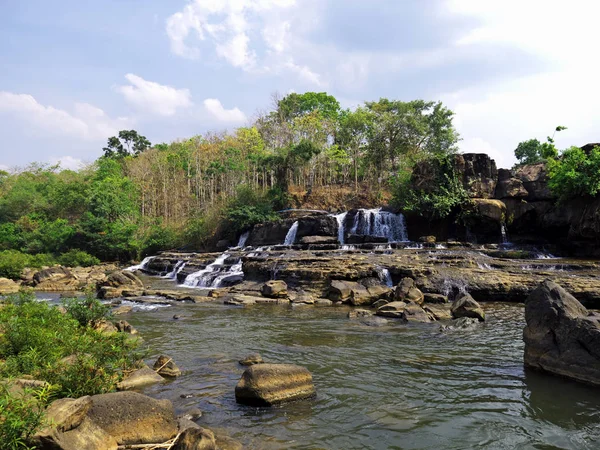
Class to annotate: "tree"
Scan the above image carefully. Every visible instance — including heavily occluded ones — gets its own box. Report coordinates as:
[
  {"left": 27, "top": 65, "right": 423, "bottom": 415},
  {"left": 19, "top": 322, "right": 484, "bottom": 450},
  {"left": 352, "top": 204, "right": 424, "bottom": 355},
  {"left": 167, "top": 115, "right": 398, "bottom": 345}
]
[
  {"left": 103, "top": 130, "right": 151, "bottom": 158},
  {"left": 337, "top": 108, "right": 372, "bottom": 189},
  {"left": 514, "top": 139, "right": 544, "bottom": 165},
  {"left": 277, "top": 92, "right": 341, "bottom": 122}
]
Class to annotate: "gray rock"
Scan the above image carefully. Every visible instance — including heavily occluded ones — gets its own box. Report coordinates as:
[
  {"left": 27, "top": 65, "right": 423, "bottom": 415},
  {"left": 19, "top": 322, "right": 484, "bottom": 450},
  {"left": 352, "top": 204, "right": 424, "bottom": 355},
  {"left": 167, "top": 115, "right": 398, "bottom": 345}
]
[
  {"left": 451, "top": 293, "right": 485, "bottom": 322},
  {"left": 153, "top": 355, "right": 182, "bottom": 378},
  {"left": 116, "top": 366, "right": 164, "bottom": 390},
  {"left": 239, "top": 353, "right": 264, "bottom": 366}
]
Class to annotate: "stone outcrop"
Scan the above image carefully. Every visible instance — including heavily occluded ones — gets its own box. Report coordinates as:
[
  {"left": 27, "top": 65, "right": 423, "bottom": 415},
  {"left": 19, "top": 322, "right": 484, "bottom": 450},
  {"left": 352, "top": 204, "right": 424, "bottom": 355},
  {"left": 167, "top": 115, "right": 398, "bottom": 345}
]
[
  {"left": 32, "top": 266, "right": 80, "bottom": 291},
  {"left": 523, "top": 280, "right": 600, "bottom": 386},
  {"left": 235, "top": 363, "right": 316, "bottom": 406},
  {"left": 328, "top": 279, "right": 391, "bottom": 306},
  {"left": 246, "top": 218, "right": 297, "bottom": 246},
  {"left": 261, "top": 280, "right": 288, "bottom": 298},
  {"left": 97, "top": 271, "right": 144, "bottom": 299},
  {"left": 0, "top": 277, "right": 19, "bottom": 294},
  {"left": 455, "top": 153, "right": 498, "bottom": 198},
  {"left": 35, "top": 392, "right": 178, "bottom": 449},
  {"left": 451, "top": 293, "right": 485, "bottom": 322},
  {"left": 296, "top": 215, "right": 337, "bottom": 241},
  {"left": 495, "top": 168, "right": 528, "bottom": 199}
]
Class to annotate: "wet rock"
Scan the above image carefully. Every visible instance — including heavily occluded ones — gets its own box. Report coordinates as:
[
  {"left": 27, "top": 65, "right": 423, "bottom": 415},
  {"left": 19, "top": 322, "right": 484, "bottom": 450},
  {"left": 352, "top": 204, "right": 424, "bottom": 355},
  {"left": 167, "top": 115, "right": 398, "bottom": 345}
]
[
  {"left": 112, "top": 305, "right": 132, "bottom": 315},
  {"left": 92, "top": 320, "right": 118, "bottom": 335},
  {"left": 403, "top": 302, "right": 432, "bottom": 323},
  {"left": 290, "top": 291, "right": 315, "bottom": 304},
  {"left": 261, "top": 280, "right": 288, "bottom": 298},
  {"left": 347, "top": 234, "right": 388, "bottom": 244},
  {"left": 116, "top": 366, "right": 164, "bottom": 390},
  {"left": 376, "top": 301, "right": 408, "bottom": 320},
  {"left": 296, "top": 215, "right": 338, "bottom": 241},
  {"left": 515, "top": 163, "right": 554, "bottom": 201},
  {"left": 424, "top": 293, "right": 448, "bottom": 304},
  {"left": 172, "top": 427, "right": 216, "bottom": 450},
  {"left": 451, "top": 293, "right": 485, "bottom": 322},
  {"left": 120, "top": 289, "right": 144, "bottom": 298},
  {"left": 153, "top": 355, "right": 182, "bottom": 378},
  {"left": 235, "top": 363, "right": 316, "bottom": 406},
  {"left": 224, "top": 295, "right": 257, "bottom": 306},
  {"left": 372, "top": 299, "right": 389, "bottom": 309},
  {"left": 524, "top": 280, "right": 600, "bottom": 386},
  {"left": 98, "top": 271, "right": 144, "bottom": 299},
  {"left": 394, "top": 278, "right": 424, "bottom": 306},
  {"left": 419, "top": 235, "right": 436, "bottom": 244},
  {"left": 314, "top": 298, "right": 333, "bottom": 306},
  {"left": 299, "top": 235, "right": 338, "bottom": 245},
  {"left": 0, "top": 277, "right": 19, "bottom": 294},
  {"left": 239, "top": 353, "right": 264, "bottom": 366},
  {"left": 424, "top": 304, "right": 453, "bottom": 321},
  {"left": 495, "top": 172, "right": 528, "bottom": 199},
  {"left": 358, "top": 316, "right": 389, "bottom": 327},
  {"left": 348, "top": 309, "right": 373, "bottom": 319},
  {"left": 453, "top": 317, "right": 480, "bottom": 328},
  {"left": 32, "top": 266, "right": 80, "bottom": 291},
  {"left": 88, "top": 392, "right": 177, "bottom": 445},
  {"left": 215, "top": 434, "right": 244, "bottom": 450},
  {"left": 179, "top": 407, "right": 203, "bottom": 421},
  {"left": 114, "top": 320, "right": 138, "bottom": 334}
]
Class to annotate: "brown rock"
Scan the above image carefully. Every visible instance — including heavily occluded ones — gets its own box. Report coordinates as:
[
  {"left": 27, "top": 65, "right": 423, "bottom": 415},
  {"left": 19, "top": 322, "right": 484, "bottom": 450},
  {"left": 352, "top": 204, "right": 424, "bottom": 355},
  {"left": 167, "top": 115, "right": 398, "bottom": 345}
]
[
  {"left": 112, "top": 305, "right": 132, "bottom": 315},
  {"left": 403, "top": 302, "right": 432, "bottom": 323},
  {"left": 376, "top": 301, "right": 408, "bottom": 319},
  {"left": 451, "top": 293, "right": 485, "bottom": 322},
  {"left": 116, "top": 366, "right": 164, "bottom": 390},
  {"left": 172, "top": 427, "right": 216, "bottom": 450},
  {"left": 239, "top": 353, "right": 264, "bottom": 366},
  {"left": 114, "top": 320, "right": 138, "bottom": 334},
  {"left": 261, "top": 280, "right": 288, "bottom": 298},
  {"left": 235, "top": 363, "right": 316, "bottom": 406},
  {"left": 153, "top": 355, "right": 182, "bottom": 378},
  {"left": 0, "top": 277, "right": 19, "bottom": 294}
]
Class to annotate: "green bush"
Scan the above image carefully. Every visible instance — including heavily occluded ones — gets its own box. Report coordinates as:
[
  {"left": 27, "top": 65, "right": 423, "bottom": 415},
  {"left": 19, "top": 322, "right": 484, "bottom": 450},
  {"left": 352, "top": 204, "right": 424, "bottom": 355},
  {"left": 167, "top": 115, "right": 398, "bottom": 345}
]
[
  {"left": 0, "top": 294, "right": 143, "bottom": 398},
  {"left": 57, "top": 249, "right": 100, "bottom": 267},
  {"left": 547, "top": 145, "right": 600, "bottom": 200},
  {"left": 0, "top": 382, "right": 50, "bottom": 450},
  {"left": 63, "top": 293, "right": 110, "bottom": 327},
  {"left": 0, "top": 250, "right": 30, "bottom": 279},
  {"left": 28, "top": 253, "right": 56, "bottom": 268},
  {"left": 224, "top": 186, "right": 279, "bottom": 234}
]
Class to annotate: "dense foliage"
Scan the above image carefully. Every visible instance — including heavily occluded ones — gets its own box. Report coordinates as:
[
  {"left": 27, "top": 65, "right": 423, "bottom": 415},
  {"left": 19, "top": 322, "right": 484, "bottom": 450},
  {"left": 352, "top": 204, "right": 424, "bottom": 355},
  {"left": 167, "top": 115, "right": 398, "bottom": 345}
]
[
  {"left": 0, "top": 92, "right": 460, "bottom": 265},
  {"left": 547, "top": 145, "right": 600, "bottom": 200}
]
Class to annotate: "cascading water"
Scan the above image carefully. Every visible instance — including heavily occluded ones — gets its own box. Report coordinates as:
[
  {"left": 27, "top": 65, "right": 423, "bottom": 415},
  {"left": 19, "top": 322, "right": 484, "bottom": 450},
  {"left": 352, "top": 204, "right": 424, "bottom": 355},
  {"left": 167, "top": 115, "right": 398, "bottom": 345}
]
[
  {"left": 125, "top": 256, "right": 155, "bottom": 272},
  {"left": 284, "top": 221, "right": 299, "bottom": 245},
  {"left": 182, "top": 254, "right": 230, "bottom": 287},
  {"left": 348, "top": 208, "right": 408, "bottom": 242},
  {"left": 377, "top": 267, "right": 393, "bottom": 287},
  {"left": 334, "top": 212, "right": 348, "bottom": 244},
  {"left": 237, "top": 231, "right": 250, "bottom": 248},
  {"left": 500, "top": 222, "right": 510, "bottom": 245},
  {"left": 163, "top": 260, "right": 186, "bottom": 279}
]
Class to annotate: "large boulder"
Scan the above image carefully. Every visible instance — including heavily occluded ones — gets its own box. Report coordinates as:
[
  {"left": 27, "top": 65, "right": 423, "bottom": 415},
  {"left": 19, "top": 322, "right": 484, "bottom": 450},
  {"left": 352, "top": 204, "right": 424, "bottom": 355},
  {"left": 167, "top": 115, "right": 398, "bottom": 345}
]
[
  {"left": 524, "top": 280, "right": 600, "bottom": 386},
  {"left": 394, "top": 278, "right": 424, "bottom": 305},
  {"left": 98, "top": 271, "right": 144, "bottom": 299},
  {"left": 495, "top": 169, "right": 528, "bottom": 199},
  {"left": 261, "top": 280, "right": 288, "bottom": 298},
  {"left": 172, "top": 427, "right": 216, "bottom": 450},
  {"left": 296, "top": 215, "right": 338, "bottom": 241},
  {"left": 235, "top": 363, "right": 316, "bottom": 406},
  {"left": 455, "top": 153, "right": 498, "bottom": 198},
  {"left": 451, "top": 293, "right": 485, "bottom": 322},
  {"left": 116, "top": 366, "right": 164, "bottom": 390},
  {"left": 328, "top": 279, "right": 390, "bottom": 306},
  {"left": 0, "top": 277, "right": 20, "bottom": 294},
  {"left": 515, "top": 163, "right": 554, "bottom": 201},
  {"left": 32, "top": 266, "right": 80, "bottom": 291},
  {"left": 246, "top": 218, "right": 297, "bottom": 246},
  {"left": 153, "top": 355, "right": 182, "bottom": 378}
]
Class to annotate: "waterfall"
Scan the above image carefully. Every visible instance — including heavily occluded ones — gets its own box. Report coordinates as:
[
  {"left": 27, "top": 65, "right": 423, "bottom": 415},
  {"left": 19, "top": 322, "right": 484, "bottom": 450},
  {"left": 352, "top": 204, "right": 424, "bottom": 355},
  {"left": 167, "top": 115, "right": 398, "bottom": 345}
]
[
  {"left": 349, "top": 208, "right": 408, "bottom": 242},
  {"left": 376, "top": 267, "right": 393, "bottom": 287},
  {"left": 500, "top": 222, "right": 509, "bottom": 244},
  {"left": 237, "top": 231, "right": 250, "bottom": 248},
  {"left": 125, "top": 256, "right": 155, "bottom": 272},
  {"left": 163, "top": 260, "right": 186, "bottom": 279},
  {"left": 211, "top": 259, "right": 243, "bottom": 288},
  {"left": 284, "top": 221, "right": 299, "bottom": 245},
  {"left": 334, "top": 212, "right": 348, "bottom": 244},
  {"left": 182, "top": 254, "right": 229, "bottom": 287}
]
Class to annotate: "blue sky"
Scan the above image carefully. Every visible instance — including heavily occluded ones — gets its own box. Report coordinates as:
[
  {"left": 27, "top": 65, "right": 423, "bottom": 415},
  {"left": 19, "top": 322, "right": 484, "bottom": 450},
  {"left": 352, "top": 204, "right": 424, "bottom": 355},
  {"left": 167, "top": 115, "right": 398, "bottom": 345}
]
[{"left": 1, "top": 0, "right": 598, "bottom": 170}]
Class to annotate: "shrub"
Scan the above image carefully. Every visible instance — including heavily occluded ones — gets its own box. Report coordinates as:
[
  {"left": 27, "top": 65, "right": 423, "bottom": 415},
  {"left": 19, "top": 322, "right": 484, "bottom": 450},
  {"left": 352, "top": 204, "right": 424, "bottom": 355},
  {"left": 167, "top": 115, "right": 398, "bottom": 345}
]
[
  {"left": 57, "top": 249, "right": 100, "bottom": 267},
  {"left": 28, "top": 253, "right": 56, "bottom": 268},
  {"left": 0, "top": 383, "right": 49, "bottom": 450},
  {"left": 224, "top": 186, "right": 279, "bottom": 234},
  {"left": 547, "top": 145, "right": 600, "bottom": 200},
  {"left": 63, "top": 293, "right": 110, "bottom": 327},
  {"left": 0, "top": 250, "right": 30, "bottom": 279},
  {"left": 0, "top": 296, "right": 143, "bottom": 398}
]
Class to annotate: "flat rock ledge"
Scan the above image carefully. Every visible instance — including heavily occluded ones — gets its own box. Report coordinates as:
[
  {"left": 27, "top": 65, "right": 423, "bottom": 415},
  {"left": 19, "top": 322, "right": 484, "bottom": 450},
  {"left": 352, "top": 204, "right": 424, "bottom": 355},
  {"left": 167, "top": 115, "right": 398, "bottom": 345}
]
[
  {"left": 235, "top": 363, "right": 316, "bottom": 406},
  {"left": 524, "top": 279, "right": 600, "bottom": 386}
]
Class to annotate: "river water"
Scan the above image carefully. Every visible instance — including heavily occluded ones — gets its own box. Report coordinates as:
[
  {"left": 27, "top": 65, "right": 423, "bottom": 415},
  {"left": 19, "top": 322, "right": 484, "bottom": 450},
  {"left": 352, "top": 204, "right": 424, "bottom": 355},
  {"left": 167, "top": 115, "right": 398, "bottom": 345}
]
[{"left": 115, "top": 301, "right": 600, "bottom": 450}]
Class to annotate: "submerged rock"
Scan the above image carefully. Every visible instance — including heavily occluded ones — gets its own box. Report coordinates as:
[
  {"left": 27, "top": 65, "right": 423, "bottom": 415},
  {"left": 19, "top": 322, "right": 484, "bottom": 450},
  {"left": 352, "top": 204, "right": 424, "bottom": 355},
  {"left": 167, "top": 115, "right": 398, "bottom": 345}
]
[
  {"left": 153, "top": 355, "right": 182, "bottom": 378},
  {"left": 451, "top": 293, "right": 485, "bottom": 322},
  {"left": 239, "top": 353, "right": 264, "bottom": 366},
  {"left": 235, "top": 363, "right": 316, "bottom": 406},
  {"left": 524, "top": 280, "right": 600, "bottom": 386}
]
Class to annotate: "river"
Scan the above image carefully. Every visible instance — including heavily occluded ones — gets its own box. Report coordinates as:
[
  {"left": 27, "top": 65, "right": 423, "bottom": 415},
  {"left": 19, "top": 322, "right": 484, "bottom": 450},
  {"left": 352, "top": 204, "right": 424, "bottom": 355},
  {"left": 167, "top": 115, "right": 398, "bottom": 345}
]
[{"left": 108, "top": 300, "right": 600, "bottom": 449}]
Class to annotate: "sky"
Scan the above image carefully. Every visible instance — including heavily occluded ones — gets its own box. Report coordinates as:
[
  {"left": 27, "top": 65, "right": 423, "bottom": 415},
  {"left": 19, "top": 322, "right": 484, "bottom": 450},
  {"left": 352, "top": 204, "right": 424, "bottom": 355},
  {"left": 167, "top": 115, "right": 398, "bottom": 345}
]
[{"left": 1, "top": 0, "right": 598, "bottom": 171}]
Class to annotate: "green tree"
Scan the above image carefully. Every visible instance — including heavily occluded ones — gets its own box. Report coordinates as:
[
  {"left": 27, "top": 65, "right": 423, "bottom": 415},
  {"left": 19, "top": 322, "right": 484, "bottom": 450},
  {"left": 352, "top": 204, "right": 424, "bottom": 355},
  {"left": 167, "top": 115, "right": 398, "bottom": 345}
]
[{"left": 103, "top": 130, "right": 151, "bottom": 158}]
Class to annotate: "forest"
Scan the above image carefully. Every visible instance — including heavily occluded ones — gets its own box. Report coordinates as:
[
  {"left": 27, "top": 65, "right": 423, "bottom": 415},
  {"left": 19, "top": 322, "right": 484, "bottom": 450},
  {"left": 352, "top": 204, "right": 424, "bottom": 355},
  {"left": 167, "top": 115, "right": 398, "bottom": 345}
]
[{"left": 0, "top": 91, "right": 594, "bottom": 274}]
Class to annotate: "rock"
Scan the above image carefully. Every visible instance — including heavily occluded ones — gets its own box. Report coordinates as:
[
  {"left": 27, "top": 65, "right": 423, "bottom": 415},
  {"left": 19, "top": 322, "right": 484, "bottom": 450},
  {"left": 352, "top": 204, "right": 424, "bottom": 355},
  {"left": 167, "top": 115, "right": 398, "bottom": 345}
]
[
  {"left": 403, "top": 302, "right": 432, "bottom": 323},
  {"left": 455, "top": 153, "right": 498, "bottom": 198},
  {"left": 235, "top": 363, "right": 316, "bottom": 406},
  {"left": 98, "top": 271, "right": 144, "bottom": 299},
  {"left": 179, "top": 407, "right": 203, "bottom": 422},
  {"left": 224, "top": 295, "right": 257, "bottom": 306},
  {"left": 348, "top": 309, "right": 373, "bottom": 319},
  {"left": 261, "top": 280, "right": 288, "bottom": 298},
  {"left": 215, "top": 434, "right": 244, "bottom": 450},
  {"left": 114, "top": 320, "right": 138, "bottom": 334},
  {"left": 296, "top": 215, "right": 338, "bottom": 241},
  {"left": 358, "top": 316, "right": 389, "bottom": 327},
  {"left": 172, "top": 427, "right": 216, "bottom": 450},
  {"left": 299, "top": 235, "right": 338, "bottom": 245},
  {"left": 376, "top": 301, "right": 408, "bottom": 320},
  {"left": 419, "top": 235, "right": 436, "bottom": 244},
  {"left": 92, "top": 320, "right": 118, "bottom": 335},
  {"left": 515, "top": 163, "right": 554, "bottom": 201},
  {"left": 329, "top": 280, "right": 352, "bottom": 302},
  {"left": 88, "top": 392, "right": 177, "bottom": 445},
  {"left": 523, "top": 280, "right": 600, "bottom": 386},
  {"left": 451, "top": 293, "right": 485, "bottom": 322},
  {"left": 35, "top": 417, "right": 118, "bottom": 450},
  {"left": 290, "top": 291, "right": 315, "bottom": 304},
  {"left": 314, "top": 299, "right": 333, "bottom": 306},
  {"left": 329, "top": 280, "right": 390, "bottom": 306},
  {"left": 371, "top": 299, "right": 389, "bottom": 309},
  {"left": 112, "top": 305, "right": 132, "bottom": 315},
  {"left": 216, "top": 239, "right": 231, "bottom": 251},
  {"left": 153, "top": 355, "right": 182, "bottom": 378},
  {"left": 32, "top": 266, "right": 80, "bottom": 291},
  {"left": 116, "top": 366, "right": 164, "bottom": 390},
  {"left": 394, "top": 278, "right": 424, "bottom": 305},
  {"left": 424, "top": 304, "right": 453, "bottom": 321},
  {"left": 424, "top": 293, "right": 448, "bottom": 304},
  {"left": 470, "top": 199, "right": 507, "bottom": 223},
  {"left": 247, "top": 218, "right": 297, "bottom": 246},
  {"left": 453, "top": 317, "right": 480, "bottom": 328},
  {"left": 346, "top": 234, "right": 388, "bottom": 244},
  {"left": 38, "top": 396, "right": 92, "bottom": 434},
  {"left": 120, "top": 289, "right": 144, "bottom": 298},
  {"left": 0, "top": 277, "right": 19, "bottom": 294},
  {"left": 495, "top": 173, "right": 529, "bottom": 199},
  {"left": 239, "top": 353, "right": 264, "bottom": 366}
]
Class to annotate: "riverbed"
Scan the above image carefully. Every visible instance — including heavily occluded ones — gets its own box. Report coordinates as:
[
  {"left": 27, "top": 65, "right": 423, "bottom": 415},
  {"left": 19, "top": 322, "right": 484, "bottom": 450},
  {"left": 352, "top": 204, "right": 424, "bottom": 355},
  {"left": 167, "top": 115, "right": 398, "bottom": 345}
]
[{"left": 111, "top": 300, "right": 600, "bottom": 450}]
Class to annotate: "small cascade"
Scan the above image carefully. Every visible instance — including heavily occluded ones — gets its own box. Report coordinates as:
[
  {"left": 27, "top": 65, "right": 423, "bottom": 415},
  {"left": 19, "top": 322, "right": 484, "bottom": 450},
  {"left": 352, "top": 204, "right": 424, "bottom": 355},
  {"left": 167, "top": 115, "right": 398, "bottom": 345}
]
[
  {"left": 442, "top": 278, "right": 469, "bottom": 300},
  {"left": 182, "top": 254, "right": 229, "bottom": 287},
  {"left": 163, "top": 260, "right": 186, "bottom": 279},
  {"left": 125, "top": 256, "right": 155, "bottom": 272},
  {"left": 237, "top": 231, "right": 250, "bottom": 248},
  {"left": 376, "top": 267, "right": 393, "bottom": 287},
  {"left": 341, "top": 244, "right": 357, "bottom": 251},
  {"left": 349, "top": 208, "right": 408, "bottom": 242},
  {"left": 211, "top": 259, "right": 243, "bottom": 287},
  {"left": 477, "top": 262, "right": 494, "bottom": 270},
  {"left": 500, "top": 222, "right": 510, "bottom": 245},
  {"left": 284, "top": 221, "right": 299, "bottom": 245},
  {"left": 334, "top": 212, "right": 348, "bottom": 244}
]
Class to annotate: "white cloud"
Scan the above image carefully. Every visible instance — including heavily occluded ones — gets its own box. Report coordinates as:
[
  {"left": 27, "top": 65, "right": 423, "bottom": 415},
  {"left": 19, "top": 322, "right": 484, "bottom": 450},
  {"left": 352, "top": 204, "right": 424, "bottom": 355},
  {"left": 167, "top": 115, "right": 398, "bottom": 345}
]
[
  {"left": 262, "top": 20, "right": 290, "bottom": 53},
  {"left": 0, "top": 91, "right": 127, "bottom": 140},
  {"left": 203, "top": 98, "right": 247, "bottom": 123},
  {"left": 116, "top": 74, "right": 193, "bottom": 116},
  {"left": 49, "top": 155, "right": 85, "bottom": 171},
  {"left": 216, "top": 33, "right": 256, "bottom": 68},
  {"left": 0, "top": 164, "right": 9, "bottom": 171}
]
